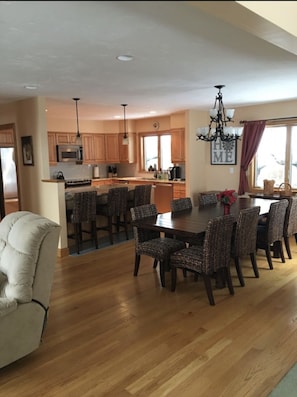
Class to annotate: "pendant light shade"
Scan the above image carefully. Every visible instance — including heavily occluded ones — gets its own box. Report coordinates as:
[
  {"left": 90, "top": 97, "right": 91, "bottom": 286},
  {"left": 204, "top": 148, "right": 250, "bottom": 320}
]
[
  {"left": 121, "top": 104, "right": 129, "bottom": 145},
  {"left": 73, "top": 98, "right": 82, "bottom": 146}
]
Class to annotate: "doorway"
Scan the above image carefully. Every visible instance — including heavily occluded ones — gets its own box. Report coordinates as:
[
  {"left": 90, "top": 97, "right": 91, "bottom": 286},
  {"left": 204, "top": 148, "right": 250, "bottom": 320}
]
[{"left": 0, "top": 124, "right": 20, "bottom": 219}]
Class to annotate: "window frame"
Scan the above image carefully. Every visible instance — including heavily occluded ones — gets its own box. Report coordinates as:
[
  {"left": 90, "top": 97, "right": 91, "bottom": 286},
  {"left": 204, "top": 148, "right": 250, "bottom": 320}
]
[
  {"left": 138, "top": 130, "right": 171, "bottom": 172},
  {"left": 249, "top": 120, "right": 297, "bottom": 193}
]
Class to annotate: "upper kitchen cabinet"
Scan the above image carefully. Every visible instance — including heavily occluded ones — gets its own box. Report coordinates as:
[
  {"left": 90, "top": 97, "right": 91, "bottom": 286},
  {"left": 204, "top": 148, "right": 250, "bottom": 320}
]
[
  {"left": 119, "top": 132, "right": 136, "bottom": 163},
  {"left": 48, "top": 132, "right": 57, "bottom": 165},
  {"left": 105, "top": 133, "right": 120, "bottom": 163},
  {"left": 55, "top": 132, "right": 77, "bottom": 145},
  {"left": 171, "top": 128, "right": 185, "bottom": 163},
  {"left": 82, "top": 133, "right": 106, "bottom": 164}
]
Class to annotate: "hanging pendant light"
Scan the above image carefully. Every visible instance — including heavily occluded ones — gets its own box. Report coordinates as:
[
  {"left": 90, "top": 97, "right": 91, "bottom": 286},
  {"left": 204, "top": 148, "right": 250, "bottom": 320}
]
[
  {"left": 73, "top": 98, "right": 82, "bottom": 146},
  {"left": 121, "top": 104, "right": 129, "bottom": 145}
]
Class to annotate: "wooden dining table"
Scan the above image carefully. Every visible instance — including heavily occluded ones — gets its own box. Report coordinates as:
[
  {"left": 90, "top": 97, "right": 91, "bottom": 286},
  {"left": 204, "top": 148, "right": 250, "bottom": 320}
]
[{"left": 134, "top": 197, "right": 279, "bottom": 239}]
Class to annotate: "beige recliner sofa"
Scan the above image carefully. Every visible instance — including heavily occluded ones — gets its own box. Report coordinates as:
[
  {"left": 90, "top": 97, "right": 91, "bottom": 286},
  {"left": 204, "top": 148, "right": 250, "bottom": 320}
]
[{"left": 0, "top": 211, "right": 61, "bottom": 368}]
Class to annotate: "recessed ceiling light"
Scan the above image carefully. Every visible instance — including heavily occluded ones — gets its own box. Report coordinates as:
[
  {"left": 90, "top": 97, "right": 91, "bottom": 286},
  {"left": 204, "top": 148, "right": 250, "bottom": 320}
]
[
  {"left": 24, "top": 84, "right": 39, "bottom": 90},
  {"left": 116, "top": 55, "right": 134, "bottom": 62}
]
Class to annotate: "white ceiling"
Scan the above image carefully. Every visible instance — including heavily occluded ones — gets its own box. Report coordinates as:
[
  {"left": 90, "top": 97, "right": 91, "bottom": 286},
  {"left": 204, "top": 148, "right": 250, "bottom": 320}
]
[{"left": 1, "top": 1, "right": 297, "bottom": 121}]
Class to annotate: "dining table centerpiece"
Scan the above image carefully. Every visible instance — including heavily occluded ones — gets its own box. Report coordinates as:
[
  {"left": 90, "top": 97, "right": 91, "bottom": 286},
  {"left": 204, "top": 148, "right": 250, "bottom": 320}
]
[{"left": 217, "top": 189, "right": 237, "bottom": 214}]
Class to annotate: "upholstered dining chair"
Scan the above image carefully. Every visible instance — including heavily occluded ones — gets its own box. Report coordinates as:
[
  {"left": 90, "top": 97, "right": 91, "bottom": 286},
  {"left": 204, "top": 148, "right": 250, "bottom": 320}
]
[
  {"left": 170, "top": 214, "right": 235, "bottom": 306},
  {"left": 283, "top": 196, "right": 297, "bottom": 259},
  {"left": 67, "top": 190, "right": 98, "bottom": 254},
  {"left": 170, "top": 197, "right": 192, "bottom": 212},
  {"left": 127, "top": 184, "right": 152, "bottom": 223},
  {"left": 170, "top": 197, "right": 203, "bottom": 249},
  {"left": 256, "top": 199, "right": 289, "bottom": 269},
  {"left": 133, "top": 184, "right": 152, "bottom": 207},
  {"left": 199, "top": 193, "right": 218, "bottom": 207},
  {"left": 96, "top": 186, "right": 129, "bottom": 245},
  {"left": 231, "top": 206, "right": 260, "bottom": 286},
  {"left": 130, "top": 203, "right": 185, "bottom": 287}
]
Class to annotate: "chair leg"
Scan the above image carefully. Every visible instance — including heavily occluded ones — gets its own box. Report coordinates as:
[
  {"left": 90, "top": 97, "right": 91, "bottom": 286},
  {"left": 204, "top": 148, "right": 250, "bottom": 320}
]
[
  {"left": 234, "top": 257, "right": 245, "bottom": 287},
  {"left": 284, "top": 236, "right": 292, "bottom": 259},
  {"left": 265, "top": 247, "right": 274, "bottom": 269},
  {"left": 171, "top": 266, "right": 177, "bottom": 291},
  {"left": 123, "top": 213, "right": 129, "bottom": 240},
  {"left": 250, "top": 252, "right": 259, "bottom": 278},
  {"left": 92, "top": 221, "right": 98, "bottom": 249},
  {"left": 278, "top": 241, "right": 286, "bottom": 263},
  {"left": 225, "top": 267, "right": 234, "bottom": 296},
  {"left": 134, "top": 254, "right": 141, "bottom": 276},
  {"left": 202, "top": 274, "right": 215, "bottom": 306},
  {"left": 108, "top": 216, "right": 113, "bottom": 245},
  {"left": 74, "top": 223, "right": 80, "bottom": 254},
  {"left": 159, "top": 261, "right": 165, "bottom": 287}
]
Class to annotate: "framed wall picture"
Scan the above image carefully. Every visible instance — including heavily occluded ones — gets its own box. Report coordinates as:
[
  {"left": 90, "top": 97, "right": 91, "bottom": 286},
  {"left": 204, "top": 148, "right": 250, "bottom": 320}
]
[
  {"left": 21, "top": 136, "right": 34, "bottom": 166},
  {"left": 211, "top": 138, "right": 237, "bottom": 165}
]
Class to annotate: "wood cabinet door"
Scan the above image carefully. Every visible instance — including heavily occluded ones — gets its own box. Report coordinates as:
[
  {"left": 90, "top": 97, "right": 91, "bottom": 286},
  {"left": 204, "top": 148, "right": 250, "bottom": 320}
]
[
  {"left": 171, "top": 128, "right": 185, "bottom": 163},
  {"left": 56, "top": 133, "right": 77, "bottom": 145},
  {"left": 173, "top": 184, "right": 186, "bottom": 199},
  {"left": 82, "top": 134, "right": 95, "bottom": 163},
  {"left": 105, "top": 134, "right": 120, "bottom": 163},
  {"left": 48, "top": 132, "right": 57, "bottom": 164},
  {"left": 93, "top": 134, "right": 106, "bottom": 162}
]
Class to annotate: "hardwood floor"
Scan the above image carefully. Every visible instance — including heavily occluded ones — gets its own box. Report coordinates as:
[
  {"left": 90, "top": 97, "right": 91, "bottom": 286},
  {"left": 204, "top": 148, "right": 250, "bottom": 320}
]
[{"left": 1, "top": 237, "right": 297, "bottom": 396}]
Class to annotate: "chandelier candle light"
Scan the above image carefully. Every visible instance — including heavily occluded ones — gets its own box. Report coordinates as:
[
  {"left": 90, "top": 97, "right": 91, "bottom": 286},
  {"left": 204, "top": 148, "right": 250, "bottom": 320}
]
[{"left": 196, "top": 85, "right": 243, "bottom": 143}]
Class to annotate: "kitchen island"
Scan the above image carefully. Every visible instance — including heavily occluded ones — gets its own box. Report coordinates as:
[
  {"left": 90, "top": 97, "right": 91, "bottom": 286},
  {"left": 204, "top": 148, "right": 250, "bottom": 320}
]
[{"left": 113, "top": 177, "right": 186, "bottom": 213}]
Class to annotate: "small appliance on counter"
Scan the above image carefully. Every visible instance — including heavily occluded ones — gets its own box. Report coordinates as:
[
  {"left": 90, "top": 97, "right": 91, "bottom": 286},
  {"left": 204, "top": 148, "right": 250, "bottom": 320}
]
[
  {"left": 93, "top": 165, "right": 100, "bottom": 179},
  {"left": 168, "top": 166, "right": 181, "bottom": 181}
]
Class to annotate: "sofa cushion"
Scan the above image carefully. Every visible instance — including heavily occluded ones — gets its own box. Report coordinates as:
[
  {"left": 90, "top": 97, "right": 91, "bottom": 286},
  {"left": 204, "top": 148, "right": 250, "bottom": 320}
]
[{"left": 0, "top": 211, "right": 56, "bottom": 303}]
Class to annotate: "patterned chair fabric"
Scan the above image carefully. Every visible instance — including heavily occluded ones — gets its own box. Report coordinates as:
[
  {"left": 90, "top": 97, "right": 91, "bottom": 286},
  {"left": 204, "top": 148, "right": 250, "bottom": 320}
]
[
  {"left": 256, "top": 199, "right": 289, "bottom": 269},
  {"left": 170, "top": 214, "right": 235, "bottom": 306},
  {"left": 170, "top": 197, "right": 192, "bottom": 212},
  {"left": 67, "top": 190, "right": 98, "bottom": 254},
  {"left": 130, "top": 203, "right": 185, "bottom": 287},
  {"left": 96, "top": 187, "right": 129, "bottom": 245},
  {"left": 199, "top": 193, "right": 218, "bottom": 207},
  {"left": 133, "top": 184, "right": 152, "bottom": 207},
  {"left": 283, "top": 197, "right": 297, "bottom": 259},
  {"left": 231, "top": 206, "right": 260, "bottom": 286},
  {"left": 170, "top": 197, "right": 203, "bottom": 248}
]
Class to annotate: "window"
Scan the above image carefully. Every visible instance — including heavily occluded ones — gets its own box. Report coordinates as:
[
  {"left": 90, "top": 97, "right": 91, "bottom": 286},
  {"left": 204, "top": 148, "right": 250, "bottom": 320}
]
[
  {"left": 140, "top": 132, "right": 173, "bottom": 172},
  {"left": 252, "top": 123, "right": 297, "bottom": 190}
]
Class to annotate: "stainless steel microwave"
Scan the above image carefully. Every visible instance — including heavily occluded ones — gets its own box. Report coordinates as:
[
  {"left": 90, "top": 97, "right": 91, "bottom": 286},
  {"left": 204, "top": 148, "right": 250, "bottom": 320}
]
[{"left": 56, "top": 145, "right": 83, "bottom": 163}]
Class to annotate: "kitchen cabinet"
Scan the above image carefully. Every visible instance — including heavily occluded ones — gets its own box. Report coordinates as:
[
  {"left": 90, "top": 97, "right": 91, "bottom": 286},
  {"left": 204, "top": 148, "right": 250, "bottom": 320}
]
[
  {"left": 171, "top": 128, "right": 185, "bottom": 163},
  {"left": 91, "top": 179, "right": 113, "bottom": 187},
  {"left": 173, "top": 184, "right": 186, "bottom": 199},
  {"left": 105, "top": 133, "right": 120, "bottom": 163},
  {"left": 48, "top": 132, "right": 57, "bottom": 165},
  {"left": 55, "top": 132, "right": 77, "bottom": 145},
  {"left": 82, "top": 133, "right": 106, "bottom": 164},
  {"left": 119, "top": 132, "right": 137, "bottom": 163}
]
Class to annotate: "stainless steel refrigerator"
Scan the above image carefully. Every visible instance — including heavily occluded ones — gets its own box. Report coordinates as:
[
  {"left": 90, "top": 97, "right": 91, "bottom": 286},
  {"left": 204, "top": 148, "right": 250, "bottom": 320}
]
[{"left": 0, "top": 147, "right": 19, "bottom": 218}]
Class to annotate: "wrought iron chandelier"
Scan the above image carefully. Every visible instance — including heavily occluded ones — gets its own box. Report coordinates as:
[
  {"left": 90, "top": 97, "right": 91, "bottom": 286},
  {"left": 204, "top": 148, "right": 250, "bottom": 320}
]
[
  {"left": 73, "top": 98, "right": 82, "bottom": 146},
  {"left": 196, "top": 85, "right": 243, "bottom": 143},
  {"left": 121, "top": 104, "right": 128, "bottom": 145}
]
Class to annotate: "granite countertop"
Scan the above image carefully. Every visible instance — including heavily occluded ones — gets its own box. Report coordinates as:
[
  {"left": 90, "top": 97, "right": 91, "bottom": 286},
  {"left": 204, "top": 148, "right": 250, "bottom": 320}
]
[{"left": 115, "top": 177, "right": 186, "bottom": 184}]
